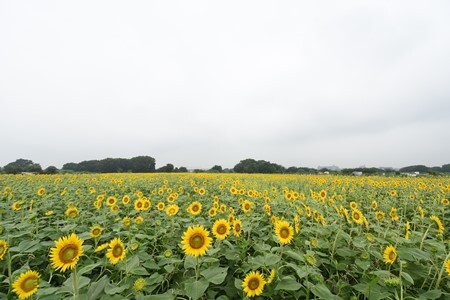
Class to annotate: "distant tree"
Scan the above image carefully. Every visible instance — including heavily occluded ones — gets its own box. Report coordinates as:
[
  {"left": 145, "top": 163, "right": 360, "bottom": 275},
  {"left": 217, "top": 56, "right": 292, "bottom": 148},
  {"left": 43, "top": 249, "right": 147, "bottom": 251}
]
[
  {"left": 210, "top": 165, "right": 223, "bottom": 172},
  {"left": 62, "top": 156, "right": 156, "bottom": 173},
  {"left": 177, "top": 167, "right": 188, "bottom": 172},
  {"left": 399, "top": 165, "right": 431, "bottom": 173},
  {"left": 44, "top": 166, "right": 58, "bottom": 174},
  {"left": 3, "top": 159, "right": 42, "bottom": 174},
  {"left": 233, "top": 159, "right": 286, "bottom": 174},
  {"left": 157, "top": 164, "right": 174, "bottom": 173},
  {"left": 441, "top": 164, "right": 450, "bottom": 173}
]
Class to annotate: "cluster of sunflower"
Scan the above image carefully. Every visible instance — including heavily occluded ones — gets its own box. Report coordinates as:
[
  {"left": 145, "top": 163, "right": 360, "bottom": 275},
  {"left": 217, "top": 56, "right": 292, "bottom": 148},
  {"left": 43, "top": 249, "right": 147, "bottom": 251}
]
[{"left": 1, "top": 173, "right": 450, "bottom": 299}]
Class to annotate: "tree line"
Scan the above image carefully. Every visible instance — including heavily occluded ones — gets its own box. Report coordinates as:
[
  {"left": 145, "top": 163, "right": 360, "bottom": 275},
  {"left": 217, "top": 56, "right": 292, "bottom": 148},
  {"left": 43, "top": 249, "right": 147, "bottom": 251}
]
[{"left": 1, "top": 157, "right": 449, "bottom": 175}]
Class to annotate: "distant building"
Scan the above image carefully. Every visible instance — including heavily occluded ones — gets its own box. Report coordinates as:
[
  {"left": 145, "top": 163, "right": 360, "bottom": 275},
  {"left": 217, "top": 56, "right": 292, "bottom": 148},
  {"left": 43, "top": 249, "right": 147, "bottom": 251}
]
[{"left": 352, "top": 171, "right": 363, "bottom": 176}]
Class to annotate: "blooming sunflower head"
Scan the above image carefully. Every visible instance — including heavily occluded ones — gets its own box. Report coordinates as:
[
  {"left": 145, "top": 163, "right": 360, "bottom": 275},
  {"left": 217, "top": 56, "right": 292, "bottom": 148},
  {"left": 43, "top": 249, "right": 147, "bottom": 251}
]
[
  {"left": 166, "top": 204, "right": 179, "bottom": 217},
  {"left": 12, "top": 270, "right": 40, "bottom": 300},
  {"left": 181, "top": 225, "right": 212, "bottom": 257},
  {"left": 134, "top": 277, "right": 146, "bottom": 292},
  {"left": 106, "top": 237, "right": 126, "bottom": 265},
  {"left": 242, "top": 271, "right": 266, "bottom": 298},
  {"left": 157, "top": 202, "right": 165, "bottom": 211},
  {"left": 212, "top": 219, "right": 230, "bottom": 240},
  {"left": 49, "top": 233, "right": 84, "bottom": 272},
  {"left": 188, "top": 201, "right": 202, "bottom": 216},
  {"left": 233, "top": 219, "right": 243, "bottom": 237},
  {"left": 351, "top": 209, "right": 364, "bottom": 224},
  {"left": 383, "top": 245, "right": 397, "bottom": 264},
  {"left": 275, "top": 220, "right": 294, "bottom": 245},
  {"left": 90, "top": 225, "right": 103, "bottom": 238},
  {"left": 445, "top": 259, "right": 450, "bottom": 277},
  {"left": 65, "top": 207, "right": 79, "bottom": 218}
]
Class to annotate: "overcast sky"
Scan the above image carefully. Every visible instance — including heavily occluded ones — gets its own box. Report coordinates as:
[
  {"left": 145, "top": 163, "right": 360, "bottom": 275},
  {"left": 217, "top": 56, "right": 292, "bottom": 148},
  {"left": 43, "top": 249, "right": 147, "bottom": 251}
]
[{"left": 1, "top": 1, "right": 449, "bottom": 170}]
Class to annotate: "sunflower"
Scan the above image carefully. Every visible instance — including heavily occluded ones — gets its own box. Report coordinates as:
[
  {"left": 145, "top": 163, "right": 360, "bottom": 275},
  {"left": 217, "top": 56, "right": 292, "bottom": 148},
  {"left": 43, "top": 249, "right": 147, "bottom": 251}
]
[
  {"left": 208, "top": 207, "right": 217, "bottom": 217},
  {"left": 227, "top": 214, "right": 235, "bottom": 224},
  {"left": 142, "top": 198, "right": 151, "bottom": 211},
  {"left": 430, "top": 215, "right": 444, "bottom": 235},
  {"left": 157, "top": 202, "right": 165, "bottom": 211},
  {"left": 166, "top": 204, "right": 179, "bottom": 217},
  {"left": 242, "top": 271, "right": 266, "bottom": 298},
  {"left": 134, "top": 277, "right": 146, "bottom": 291},
  {"left": 442, "top": 198, "right": 450, "bottom": 206},
  {"left": 0, "top": 240, "right": 7, "bottom": 260},
  {"left": 267, "top": 269, "right": 276, "bottom": 284},
  {"left": 389, "top": 208, "right": 399, "bottom": 222},
  {"left": 12, "top": 270, "right": 40, "bottom": 300},
  {"left": 351, "top": 209, "right": 364, "bottom": 224},
  {"left": 135, "top": 216, "right": 143, "bottom": 225},
  {"left": 45, "top": 210, "right": 54, "bottom": 216},
  {"left": 198, "top": 188, "right": 206, "bottom": 195},
  {"left": 383, "top": 245, "right": 397, "bottom": 264},
  {"left": 212, "top": 219, "right": 230, "bottom": 240},
  {"left": 264, "top": 204, "right": 271, "bottom": 216},
  {"left": 122, "top": 195, "right": 130, "bottom": 205},
  {"left": 186, "top": 201, "right": 201, "bottom": 216},
  {"left": 106, "top": 238, "right": 126, "bottom": 264},
  {"left": 106, "top": 196, "right": 117, "bottom": 207},
  {"left": 50, "top": 233, "right": 84, "bottom": 272},
  {"left": 37, "top": 187, "right": 45, "bottom": 197},
  {"left": 445, "top": 260, "right": 450, "bottom": 276},
  {"left": 12, "top": 201, "right": 24, "bottom": 211},
  {"left": 90, "top": 225, "right": 103, "bottom": 238},
  {"left": 123, "top": 216, "right": 131, "bottom": 227},
  {"left": 111, "top": 205, "right": 119, "bottom": 212},
  {"left": 65, "top": 207, "right": 79, "bottom": 218},
  {"left": 294, "top": 215, "right": 300, "bottom": 234},
  {"left": 94, "top": 242, "right": 109, "bottom": 253},
  {"left": 275, "top": 220, "right": 294, "bottom": 245},
  {"left": 371, "top": 201, "right": 378, "bottom": 210},
  {"left": 350, "top": 201, "right": 358, "bottom": 210},
  {"left": 134, "top": 199, "right": 145, "bottom": 211},
  {"left": 181, "top": 225, "right": 212, "bottom": 257},
  {"left": 233, "top": 219, "right": 243, "bottom": 237},
  {"left": 242, "top": 200, "right": 253, "bottom": 213},
  {"left": 375, "top": 211, "right": 385, "bottom": 221}
]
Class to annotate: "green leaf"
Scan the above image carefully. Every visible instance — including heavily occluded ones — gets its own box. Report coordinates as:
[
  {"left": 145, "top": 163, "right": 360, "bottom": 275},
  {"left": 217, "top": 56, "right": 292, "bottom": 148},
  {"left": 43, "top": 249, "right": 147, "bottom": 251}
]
[
  {"left": 311, "top": 283, "right": 342, "bottom": 300},
  {"left": 104, "top": 283, "right": 129, "bottom": 295},
  {"left": 336, "top": 247, "right": 358, "bottom": 257},
  {"left": 78, "top": 262, "right": 102, "bottom": 276},
  {"left": 87, "top": 275, "right": 108, "bottom": 300},
  {"left": 418, "top": 289, "right": 442, "bottom": 300},
  {"left": 185, "top": 279, "right": 209, "bottom": 300},
  {"left": 184, "top": 256, "right": 197, "bottom": 269},
  {"left": 284, "top": 250, "right": 304, "bottom": 262},
  {"left": 275, "top": 276, "right": 302, "bottom": 291},
  {"left": 264, "top": 253, "right": 281, "bottom": 266},
  {"left": 201, "top": 267, "right": 228, "bottom": 285},
  {"left": 401, "top": 272, "right": 414, "bottom": 285}
]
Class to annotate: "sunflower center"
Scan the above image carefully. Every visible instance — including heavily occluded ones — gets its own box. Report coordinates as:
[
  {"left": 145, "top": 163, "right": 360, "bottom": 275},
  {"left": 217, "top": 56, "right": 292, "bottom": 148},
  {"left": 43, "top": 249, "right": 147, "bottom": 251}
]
[
  {"left": 59, "top": 245, "right": 77, "bottom": 263},
  {"left": 21, "top": 277, "right": 38, "bottom": 292},
  {"left": 113, "top": 245, "right": 123, "bottom": 257},
  {"left": 388, "top": 251, "right": 395, "bottom": 261},
  {"left": 244, "top": 204, "right": 250, "bottom": 210},
  {"left": 354, "top": 213, "right": 360, "bottom": 220},
  {"left": 280, "top": 227, "right": 290, "bottom": 238},
  {"left": 192, "top": 205, "right": 199, "bottom": 212},
  {"left": 235, "top": 224, "right": 241, "bottom": 232},
  {"left": 137, "top": 202, "right": 142, "bottom": 208},
  {"left": 189, "top": 234, "right": 204, "bottom": 249},
  {"left": 92, "top": 229, "right": 100, "bottom": 236},
  {"left": 217, "top": 225, "right": 227, "bottom": 235},
  {"left": 248, "top": 278, "right": 260, "bottom": 290}
]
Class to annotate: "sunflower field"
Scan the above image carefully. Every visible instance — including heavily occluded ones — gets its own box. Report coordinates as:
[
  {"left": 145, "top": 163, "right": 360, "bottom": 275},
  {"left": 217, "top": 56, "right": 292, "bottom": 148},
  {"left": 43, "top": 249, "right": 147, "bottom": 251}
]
[{"left": 1, "top": 173, "right": 450, "bottom": 299}]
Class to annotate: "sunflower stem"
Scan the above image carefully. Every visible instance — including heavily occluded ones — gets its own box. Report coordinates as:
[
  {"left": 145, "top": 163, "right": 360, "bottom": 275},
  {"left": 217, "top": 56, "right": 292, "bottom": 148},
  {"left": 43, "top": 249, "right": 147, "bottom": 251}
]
[
  {"left": 420, "top": 225, "right": 431, "bottom": 251},
  {"left": 434, "top": 251, "right": 450, "bottom": 289},
  {"left": 195, "top": 256, "right": 200, "bottom": 281},
  {"left": 73, "top": 266, "right": 79, "bottom": 299},
  {"left": 7, "top": 247, "right": 12, "bottom": 294}
]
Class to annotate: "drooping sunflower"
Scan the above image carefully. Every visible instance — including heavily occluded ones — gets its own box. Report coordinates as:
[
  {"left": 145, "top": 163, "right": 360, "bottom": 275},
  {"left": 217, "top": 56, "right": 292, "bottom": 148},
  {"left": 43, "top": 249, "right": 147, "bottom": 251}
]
[
  {"left": 90, "top": 225, "right": 103, "bottom": 238},
  {"left": 0, "top": 240, "right": 7, "bottom": 260},
  {"left": 166, "top": 204, "right": 179, "bottom": 217},
  {"left": 12, "top": 201, "right": 24, "bottom": 211},
  {"left": 50, "top": 233, "right": 84, "bottom": 272},
  {"left": 294, "top": 215, "right": 300, "bottom": 234},
  {"left": 94, "top": 242, "right": 109, "bottom": 253},
  {"left": 123, "top": 216, "right": 131, "bottom": 227},
  {"left": 181, "top": 225, "right": 212, "bottom": 257},
  {"left": 275, "top": 220, "right": 294, "bottom": 245},
  {"left": 212, "top": 219, "right": 230, "bottom": 240},
  {"left": 106, "top": 238, "right": 126, "bottom": 265},
  {"left": 430, "top": 215, "right": 444, "bottom": 235},
  {"left": 188, "top": 201, "right": 202, "bottom": 216},
  {"left": 65, "top": 207, "right": 79, "bottom": 218},
  {"left": 242, "top": 271, "right": 266, "bottom": 298},
  {"left": 233, "top": 219, "right": 243, "bottom": 237},
  {"left": 267, "top": 269, "right": 276, "bottom": 284},
  {"left": 12, "top": 270, "right": 40, "bottom": 300},
  {"left": 351, "top": 209, "right": 364, "bottom": 224},
  {"left": 383, "top": 245, "right": 397, "bottom": 264}
]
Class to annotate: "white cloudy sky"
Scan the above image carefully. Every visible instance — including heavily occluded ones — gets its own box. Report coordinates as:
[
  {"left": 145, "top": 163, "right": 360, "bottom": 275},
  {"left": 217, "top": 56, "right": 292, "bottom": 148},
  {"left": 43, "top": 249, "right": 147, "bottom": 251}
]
[{"left": 1, "top": 1, "right": 450, "bottom": 169}]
